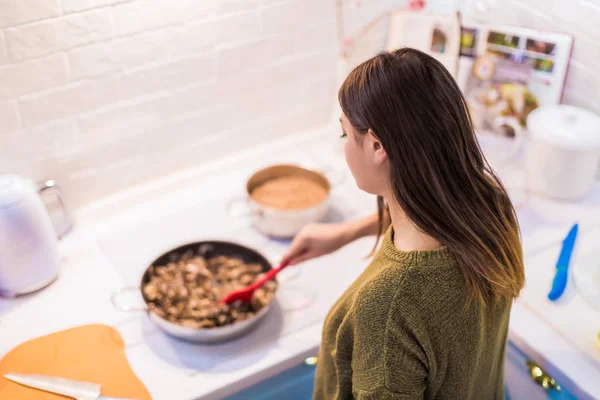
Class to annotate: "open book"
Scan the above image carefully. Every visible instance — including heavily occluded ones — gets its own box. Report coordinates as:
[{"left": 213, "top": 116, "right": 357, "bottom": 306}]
[
  {"left": 457, "top": 22, "right": 574, "bottom": 137},
  {"left": 386, "top": 10, "right": 461, "bottom": 77},
  {"left": 339, "top": 8, "right": 461, "bottom": 78}
]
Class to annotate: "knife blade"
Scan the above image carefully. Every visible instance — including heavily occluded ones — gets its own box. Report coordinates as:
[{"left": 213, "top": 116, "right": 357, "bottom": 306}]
[
  {"left": 548, "top": 223, "right": 579, "bottom": 301},
  {"left": 4, "top": 373, "right": 138, "bottom": 400}
]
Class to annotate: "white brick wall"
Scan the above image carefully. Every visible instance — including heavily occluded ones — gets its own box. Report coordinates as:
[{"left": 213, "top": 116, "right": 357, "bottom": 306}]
[
  {"left": 169, "top": 19, "right": 219, "bottom": 59},
  {"left": 0, "top": 32, "right": 7, "bottom": 64},
  {"left": 68, "top": 30, "right": 170, "bottom": 79},
  {"left": 4, "top": 0, "right": 596, "bottom": 209},
  {"left": 0, "top": 101, "right": 20, "bottom": 134},
  {"left": 0, "top": 0, "right": 61, "bottom": 29},
  {"left": 0, "top": 0, "right": 339, "bottom": 208},
  {"left": 5, "top": 10, "right": 113, "bottom": 61},
  {"left": 121, "top": 54, "right": 217, "bottom": 99},
  {"left": 0, "top": 53, "right": 68, "bottom": 100},
  {"left": 62, "top": 0, "right": 129, "bottom": 14},
  {"left": 112, "top": 0, "right": 218, "bottom": 36},
  {"left": 19, "top": 75, "right": 122, "bottom": 127}
]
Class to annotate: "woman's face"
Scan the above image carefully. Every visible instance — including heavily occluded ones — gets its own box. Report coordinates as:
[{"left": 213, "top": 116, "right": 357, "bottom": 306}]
[{"left": 339, "top": 112, "right": 389, "bottom": 196}]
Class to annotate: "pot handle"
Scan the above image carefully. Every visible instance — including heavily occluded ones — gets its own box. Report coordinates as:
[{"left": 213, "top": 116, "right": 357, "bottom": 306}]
[
  {"left": 111, "top": 286, "right": 148, "bottom": 312},
  {"left": 316, "top": 165, "right": 346, "bottom": 186},
  {"left": 226, "top": 196, "right": 262, "bottom": 218}
]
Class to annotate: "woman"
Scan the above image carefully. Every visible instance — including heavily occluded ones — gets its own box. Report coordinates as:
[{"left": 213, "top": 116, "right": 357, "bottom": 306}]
[{"left": 282, "top": 48, "right": 524, "bottom": 399}]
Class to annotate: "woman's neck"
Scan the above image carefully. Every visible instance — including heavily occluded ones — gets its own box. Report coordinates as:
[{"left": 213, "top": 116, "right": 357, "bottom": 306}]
[{"left": 385, "top": 196, "right": 443, "bottom": 252}]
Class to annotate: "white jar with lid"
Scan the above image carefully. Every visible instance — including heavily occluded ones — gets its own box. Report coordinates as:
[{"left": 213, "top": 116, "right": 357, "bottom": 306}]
[{"left": 525, "top": 105, "right": 600, "bottom": 200}]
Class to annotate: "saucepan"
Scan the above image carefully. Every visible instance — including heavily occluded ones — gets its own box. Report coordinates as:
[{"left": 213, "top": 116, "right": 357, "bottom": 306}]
[
  {"left": 111, "top": 240, "right": 278, "bottom": 344},
  {"left": 227, "top": 164, "right": 345, "bottom": 238}
]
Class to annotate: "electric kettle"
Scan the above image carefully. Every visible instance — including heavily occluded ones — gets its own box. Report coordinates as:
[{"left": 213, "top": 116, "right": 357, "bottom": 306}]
[{"left": 0, "top": 174, "right": 72, "bottom": 297}]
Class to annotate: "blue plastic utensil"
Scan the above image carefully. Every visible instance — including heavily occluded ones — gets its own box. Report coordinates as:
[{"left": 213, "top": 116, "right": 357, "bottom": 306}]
[{"left": 548, "top": 223, "right": 579, "bottom": 302}]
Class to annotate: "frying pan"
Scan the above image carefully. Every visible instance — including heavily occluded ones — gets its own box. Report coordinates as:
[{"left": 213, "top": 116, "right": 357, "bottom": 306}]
[{"left": 111, "top": 240, "right": 276, "bottom": 343}]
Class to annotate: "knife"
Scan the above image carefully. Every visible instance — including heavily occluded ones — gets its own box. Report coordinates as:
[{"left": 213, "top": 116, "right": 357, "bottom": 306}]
[
  {"left": 4, "top": 373, "right": 138, "bottom": 400},
  {"left": 548, "top": 223, "right": 579, "bottom": 301}
]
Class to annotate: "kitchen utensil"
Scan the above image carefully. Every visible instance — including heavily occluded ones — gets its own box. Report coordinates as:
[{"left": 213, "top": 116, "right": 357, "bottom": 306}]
[
  {"left": 548, "top": 223, "right": 578, "bottom": 301},
  {"left": 0, "top": 324, "right": 151, "bottom": 400},
  {"left": 111, "top": 241, "right": 277, "bottom": 343},
  {"left": 572, "top": 248, "right": 600, "bottom": 312},
  {"left": 526, "top": 105, "right": 600, "bottom": 200},
  {"left": 0, "top": 174, "right": 71, "bottom": 297},
  {"left": 222, "top": 260, "right": 291, "bottom": 304},
  {"left": 227, "top": 164, "right": 342, "bottom": 238},
  {"left": 4, "top": 373, "right": 136, "bottom": 400}
]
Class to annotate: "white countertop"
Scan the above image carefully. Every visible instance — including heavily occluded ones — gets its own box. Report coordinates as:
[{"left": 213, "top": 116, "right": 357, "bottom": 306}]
[{"left": 1, "top": 125, "right": 600, "bottom": 400}]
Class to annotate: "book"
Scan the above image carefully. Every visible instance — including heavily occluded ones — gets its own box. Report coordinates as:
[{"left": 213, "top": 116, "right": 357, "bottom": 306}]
[
  {"left": 457, "top": 21, "right": 574, "bottom": 137},
  {"left": 386, "top": 10, "right": 461, "bottom": 77}
]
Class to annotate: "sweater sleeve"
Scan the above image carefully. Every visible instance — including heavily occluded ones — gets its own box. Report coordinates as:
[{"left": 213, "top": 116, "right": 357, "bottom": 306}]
[
  {"left": 354, "top": 385, "right": 425, "bottom": 400},
  {"left": 349, "top": 270, "right": 429, "bottom": 399}
]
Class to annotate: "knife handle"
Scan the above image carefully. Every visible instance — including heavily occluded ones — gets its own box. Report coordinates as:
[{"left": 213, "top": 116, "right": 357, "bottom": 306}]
[{"left": 548, "top": 267, "right": 568, "bottom": 301}]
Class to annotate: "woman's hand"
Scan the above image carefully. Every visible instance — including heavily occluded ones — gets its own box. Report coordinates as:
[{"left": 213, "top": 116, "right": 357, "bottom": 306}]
[
  {"left": 281, "top": 213, "right": 384, "bottom": 265},
  {"left": 281, "top": 223, "right": 352, "bottom": 266}
]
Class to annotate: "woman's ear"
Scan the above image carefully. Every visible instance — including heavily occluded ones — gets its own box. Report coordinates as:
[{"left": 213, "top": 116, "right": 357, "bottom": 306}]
[{"left": 368, "top": 129, "right": 388, "bottom": 165}]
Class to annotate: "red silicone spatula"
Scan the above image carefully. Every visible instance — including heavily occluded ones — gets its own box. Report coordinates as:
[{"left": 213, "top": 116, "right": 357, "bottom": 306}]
[{"left": 220, "top": 260, "right": 291, "bottom": 304}]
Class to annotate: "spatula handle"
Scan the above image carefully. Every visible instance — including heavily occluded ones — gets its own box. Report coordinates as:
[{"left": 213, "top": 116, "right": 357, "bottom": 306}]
[{"left": 248, "top": 260, "right": 290, "bottom": 291}]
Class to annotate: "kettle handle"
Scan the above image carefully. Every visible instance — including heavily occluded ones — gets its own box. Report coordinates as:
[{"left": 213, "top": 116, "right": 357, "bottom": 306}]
[{"left": 38, "top": 180, "right": 73, "bottom": 239}]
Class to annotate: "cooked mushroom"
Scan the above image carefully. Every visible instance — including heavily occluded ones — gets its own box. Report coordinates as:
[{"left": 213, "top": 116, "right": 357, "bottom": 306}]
[{"left": 143, "top": 251, "right": 277, "bottom": 329}]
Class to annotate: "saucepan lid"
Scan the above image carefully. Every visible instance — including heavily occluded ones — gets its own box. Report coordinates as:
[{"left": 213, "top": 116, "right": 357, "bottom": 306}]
[{"left": 527, "top": 105, "right": 600, "bottom": 149}]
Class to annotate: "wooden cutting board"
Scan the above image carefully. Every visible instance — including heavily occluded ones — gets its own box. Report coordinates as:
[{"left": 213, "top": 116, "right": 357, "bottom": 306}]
[{"left": 0, "top": 324, "right": 151, "bottom": 400}]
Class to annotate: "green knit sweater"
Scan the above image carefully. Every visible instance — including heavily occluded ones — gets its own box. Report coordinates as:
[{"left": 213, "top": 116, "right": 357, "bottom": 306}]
[{"left": 313, "top": 227, "right": 510, "bottom": 400}]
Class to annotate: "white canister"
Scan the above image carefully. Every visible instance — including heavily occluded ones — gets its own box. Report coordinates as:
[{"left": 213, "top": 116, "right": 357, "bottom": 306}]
[{"left": 526, "top": 105, "right": 600, "bottom": 200}]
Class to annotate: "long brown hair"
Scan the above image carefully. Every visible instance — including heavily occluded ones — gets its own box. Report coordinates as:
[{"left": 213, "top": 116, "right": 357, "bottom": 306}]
[{"left": 339, "top": 48, "right": 524, "bottom": 305}]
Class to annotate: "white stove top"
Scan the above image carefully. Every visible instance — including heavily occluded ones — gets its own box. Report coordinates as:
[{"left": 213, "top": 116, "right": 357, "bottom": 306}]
[
  {"left": 94, "top": 131, "right": 600, "bottom": 381},
  {"left": 95, "top": 141, "right": 375, "bottom": 377},
  {"left": 3, "top": 126, "right": 600, "bottom": 399}
]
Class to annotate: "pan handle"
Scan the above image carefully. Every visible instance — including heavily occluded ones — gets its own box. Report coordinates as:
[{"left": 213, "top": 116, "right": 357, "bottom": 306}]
[{"left": 111, "top": 286, "right": 148, "bottom": 312}]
